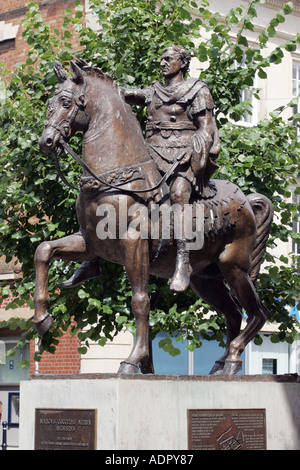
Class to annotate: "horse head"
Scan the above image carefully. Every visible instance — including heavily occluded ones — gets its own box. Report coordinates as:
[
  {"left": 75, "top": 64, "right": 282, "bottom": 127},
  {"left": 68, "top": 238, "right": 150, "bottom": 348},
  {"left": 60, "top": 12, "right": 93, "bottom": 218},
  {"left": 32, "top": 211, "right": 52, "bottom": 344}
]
[
  {"left": 39, "top": 60, "right": 89, "bottom": 155},
  {"left": 39, "top": 58, "right": 150, "bottom": 176}
]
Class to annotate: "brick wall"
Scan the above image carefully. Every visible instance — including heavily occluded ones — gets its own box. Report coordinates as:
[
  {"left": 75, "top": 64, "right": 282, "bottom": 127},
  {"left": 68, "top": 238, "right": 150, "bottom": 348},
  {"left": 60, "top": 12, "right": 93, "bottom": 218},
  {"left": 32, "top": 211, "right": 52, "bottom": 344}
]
[
  {"left": 0, "top": 0, "right": 83, "bottom": 377},
  {"left": 0, "top": 1, "right": 27, "bottom": 14},
  {"left": 0, "top": 283, "right": 24, "bottom": 309},
  {"left": 0, "top": 0, "right": 83, "bottom": 70},
  {"left": 29, "top": 324, "right": 81, "bottom": 376}
]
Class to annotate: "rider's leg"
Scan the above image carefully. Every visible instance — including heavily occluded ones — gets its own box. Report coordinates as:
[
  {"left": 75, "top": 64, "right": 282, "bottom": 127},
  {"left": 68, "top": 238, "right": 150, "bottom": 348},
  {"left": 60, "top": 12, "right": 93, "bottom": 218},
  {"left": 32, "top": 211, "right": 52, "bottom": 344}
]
[{"left": 169, "top": 176, "right": 192, "bottom": 292}]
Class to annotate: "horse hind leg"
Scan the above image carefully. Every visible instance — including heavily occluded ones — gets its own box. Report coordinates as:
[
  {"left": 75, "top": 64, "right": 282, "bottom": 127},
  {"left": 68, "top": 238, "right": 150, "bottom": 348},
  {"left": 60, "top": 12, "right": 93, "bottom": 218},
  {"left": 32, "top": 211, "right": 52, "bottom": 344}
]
[
  {"left": 219, "top": 261, "right": 269, "bottom": 375},
  {"left": 190, "top": 273, "right": 243, "bottom": 374},
  {"left": 34, "top": 232, "right": 89, "bottom": 336}
]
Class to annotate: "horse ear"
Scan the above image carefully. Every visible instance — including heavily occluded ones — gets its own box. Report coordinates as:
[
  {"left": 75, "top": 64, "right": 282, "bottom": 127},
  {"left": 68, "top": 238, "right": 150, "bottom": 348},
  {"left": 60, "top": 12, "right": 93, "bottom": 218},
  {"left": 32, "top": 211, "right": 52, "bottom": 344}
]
[
  {"left": 70, "top": 60, "right": 84, "bottom": 84},
  {"left": 54, "top": 61, "right": 67, "bottom": 83}
]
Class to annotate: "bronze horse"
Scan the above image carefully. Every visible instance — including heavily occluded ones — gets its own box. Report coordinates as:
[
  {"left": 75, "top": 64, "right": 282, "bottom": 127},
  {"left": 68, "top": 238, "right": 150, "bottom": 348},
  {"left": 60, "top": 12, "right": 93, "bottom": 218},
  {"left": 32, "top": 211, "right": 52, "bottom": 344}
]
[{"left": 35, "top": 60, "right": 273, "bottom": 375}]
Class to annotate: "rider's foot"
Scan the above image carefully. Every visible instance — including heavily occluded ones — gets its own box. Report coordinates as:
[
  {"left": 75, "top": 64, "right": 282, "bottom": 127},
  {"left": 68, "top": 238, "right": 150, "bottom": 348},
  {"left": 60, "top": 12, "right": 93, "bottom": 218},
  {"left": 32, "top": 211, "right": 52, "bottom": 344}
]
[
  {"left": 170, "top": 239, "right": 191, "bottom": 292},
  {"left": 62, "top": 259, "right": 101, "bottom": 288},
  {"left": 170, "top": 270, "right": 190, "bottom": 292}
]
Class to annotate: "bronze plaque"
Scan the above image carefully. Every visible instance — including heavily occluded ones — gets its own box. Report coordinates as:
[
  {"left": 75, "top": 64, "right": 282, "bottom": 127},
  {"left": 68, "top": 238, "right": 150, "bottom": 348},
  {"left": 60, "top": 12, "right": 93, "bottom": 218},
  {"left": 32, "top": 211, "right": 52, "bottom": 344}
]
[
  {"left": 188, "top": 409, "right": 266, "bottom": 450},
  {"left": 35, "top": 409, "right": 97, "bottom": 450}
]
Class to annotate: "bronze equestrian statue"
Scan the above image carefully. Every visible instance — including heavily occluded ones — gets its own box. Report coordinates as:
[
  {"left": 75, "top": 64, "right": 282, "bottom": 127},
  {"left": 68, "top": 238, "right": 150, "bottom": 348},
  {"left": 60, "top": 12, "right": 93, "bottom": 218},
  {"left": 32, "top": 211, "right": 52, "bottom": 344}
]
[{"left": 35, "top": 46, "right": 274, "bottom": 375}]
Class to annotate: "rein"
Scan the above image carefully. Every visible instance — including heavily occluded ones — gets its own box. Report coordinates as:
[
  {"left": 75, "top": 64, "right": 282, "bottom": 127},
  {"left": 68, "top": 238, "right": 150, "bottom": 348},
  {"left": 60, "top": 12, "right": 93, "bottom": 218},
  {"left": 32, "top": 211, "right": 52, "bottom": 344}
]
[{"left": 56, "top": 140, "right": 180, "bottom": 194}]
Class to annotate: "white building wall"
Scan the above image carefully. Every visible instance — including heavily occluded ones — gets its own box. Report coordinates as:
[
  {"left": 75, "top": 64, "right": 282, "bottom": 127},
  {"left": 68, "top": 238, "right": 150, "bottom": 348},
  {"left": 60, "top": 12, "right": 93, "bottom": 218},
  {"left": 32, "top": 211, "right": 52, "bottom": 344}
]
[
  {"left": 246, "top": 336, "right": 297, "bottom": 375},
  {"left": 80, "top": 330, "right": 134, "bottom": 374}
]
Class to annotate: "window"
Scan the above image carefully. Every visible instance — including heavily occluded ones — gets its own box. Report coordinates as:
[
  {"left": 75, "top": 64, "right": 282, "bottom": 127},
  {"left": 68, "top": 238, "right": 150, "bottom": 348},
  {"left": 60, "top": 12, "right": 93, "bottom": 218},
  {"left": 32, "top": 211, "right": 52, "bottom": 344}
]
[
  {"left": 0, "top": 21, "right": 19, "bottom": 52},
  {"left": 262, "top": 358, "right": 277, "bottom": 375},
  {"left": 0, "top": 338, "right": 29, "bottom": 384}
]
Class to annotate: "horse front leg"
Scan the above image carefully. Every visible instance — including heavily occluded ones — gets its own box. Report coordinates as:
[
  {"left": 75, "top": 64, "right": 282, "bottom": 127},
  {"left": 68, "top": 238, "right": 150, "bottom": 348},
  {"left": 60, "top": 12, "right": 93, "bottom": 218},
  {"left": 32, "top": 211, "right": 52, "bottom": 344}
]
[
  {"left": 34, "top": 232, "right": 89, "bottom": 336},
  {"left": 118, "top": 238, "right": 150, "bottom": 374}
]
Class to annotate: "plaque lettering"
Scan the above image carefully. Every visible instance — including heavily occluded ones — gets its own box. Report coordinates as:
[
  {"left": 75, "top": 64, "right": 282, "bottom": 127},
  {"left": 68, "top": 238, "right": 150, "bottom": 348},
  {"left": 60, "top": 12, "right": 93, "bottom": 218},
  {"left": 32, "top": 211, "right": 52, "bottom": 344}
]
[
  {"left": 35, "top": 409, "right": 97, "bottom": 450},
  {"left": 188, "top": 409, "right": 266, "bottom": 450}
]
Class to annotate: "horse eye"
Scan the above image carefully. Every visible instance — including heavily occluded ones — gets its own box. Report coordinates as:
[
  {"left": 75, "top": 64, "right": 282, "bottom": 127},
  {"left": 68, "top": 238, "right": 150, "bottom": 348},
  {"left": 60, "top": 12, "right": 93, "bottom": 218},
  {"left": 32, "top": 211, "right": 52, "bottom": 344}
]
[{"left": 62, "top": 99, "right": 72, "bottom": 108}]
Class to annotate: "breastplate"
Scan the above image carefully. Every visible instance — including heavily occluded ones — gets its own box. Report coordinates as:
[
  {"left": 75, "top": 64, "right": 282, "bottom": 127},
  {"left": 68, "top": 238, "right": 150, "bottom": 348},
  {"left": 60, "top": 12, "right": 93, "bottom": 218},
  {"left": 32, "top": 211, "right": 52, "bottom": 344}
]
[{"left": 147, "top": 94, "right": 187, "bottom": 124}]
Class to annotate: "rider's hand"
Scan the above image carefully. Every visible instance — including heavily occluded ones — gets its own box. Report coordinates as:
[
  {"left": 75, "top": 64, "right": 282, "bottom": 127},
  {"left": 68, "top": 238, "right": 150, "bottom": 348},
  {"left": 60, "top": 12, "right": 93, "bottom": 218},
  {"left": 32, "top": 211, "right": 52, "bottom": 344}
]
[{"left": 177, "top": 148, "right": 193, "bottom": 165}]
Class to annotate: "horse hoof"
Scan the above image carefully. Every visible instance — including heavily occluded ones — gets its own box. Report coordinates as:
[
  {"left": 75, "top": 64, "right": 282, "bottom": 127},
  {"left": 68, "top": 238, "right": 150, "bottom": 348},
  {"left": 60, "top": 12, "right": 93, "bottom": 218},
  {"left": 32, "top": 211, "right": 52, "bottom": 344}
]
[
  {"left": 118, "top": 361, "right": 139, "bottom": 374},
  {"left": 34, "top": 313, "right": 53, "bottom": 337},
  {"left": 169, "top": 275, "right": 189, "bottom": 293},
  {"left": 223, "top": 360, "right": 242, "bottom": 375},
  {"left": 209, "top": 360, "right": 225, "bottom": 375}
]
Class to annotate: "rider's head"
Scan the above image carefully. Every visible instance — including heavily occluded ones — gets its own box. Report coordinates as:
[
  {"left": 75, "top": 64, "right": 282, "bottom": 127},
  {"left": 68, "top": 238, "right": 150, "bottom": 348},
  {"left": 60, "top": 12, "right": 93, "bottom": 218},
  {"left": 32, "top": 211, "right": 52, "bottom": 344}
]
[{"left": 162, "top": 45, "right": 190, "bottom": 78}]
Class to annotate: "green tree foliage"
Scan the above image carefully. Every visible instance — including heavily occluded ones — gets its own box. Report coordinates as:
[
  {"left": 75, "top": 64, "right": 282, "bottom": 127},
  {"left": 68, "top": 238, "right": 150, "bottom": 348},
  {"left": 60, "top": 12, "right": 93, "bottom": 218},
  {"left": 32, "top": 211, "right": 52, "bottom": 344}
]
[{"left": 0, "top": 0, "right": 299, "bottom": 363}]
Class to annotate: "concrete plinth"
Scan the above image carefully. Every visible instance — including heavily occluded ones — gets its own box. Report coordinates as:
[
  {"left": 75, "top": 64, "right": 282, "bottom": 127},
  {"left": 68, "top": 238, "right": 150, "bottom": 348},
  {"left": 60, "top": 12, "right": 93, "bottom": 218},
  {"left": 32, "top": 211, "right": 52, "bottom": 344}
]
[{"left": 19, "top": 374, "right": 300, "bottom": 450}]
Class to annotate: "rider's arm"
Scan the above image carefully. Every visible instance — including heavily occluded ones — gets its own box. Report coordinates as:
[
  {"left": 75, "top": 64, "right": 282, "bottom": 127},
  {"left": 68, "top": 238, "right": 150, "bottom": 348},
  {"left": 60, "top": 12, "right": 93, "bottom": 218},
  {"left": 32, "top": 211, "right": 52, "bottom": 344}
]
[
  {"left": 193, "top": 109, "right": 220, "bottom": 154},
  {"left": 122, "top": 88, "right": 146, "bottom": 106},
  {"left": 121, "top": 84, "right": 155, "bottom": 107},
  {"left": 192, "top": 86, "right": 221, "bottom": 157}
]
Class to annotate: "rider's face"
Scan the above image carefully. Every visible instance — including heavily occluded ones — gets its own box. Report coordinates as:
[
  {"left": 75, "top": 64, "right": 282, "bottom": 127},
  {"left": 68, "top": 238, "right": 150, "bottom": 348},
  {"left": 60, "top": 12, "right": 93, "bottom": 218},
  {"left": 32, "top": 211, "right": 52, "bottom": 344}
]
[{"left": 160, "top": 50, "right": 183, "bottom": 79}]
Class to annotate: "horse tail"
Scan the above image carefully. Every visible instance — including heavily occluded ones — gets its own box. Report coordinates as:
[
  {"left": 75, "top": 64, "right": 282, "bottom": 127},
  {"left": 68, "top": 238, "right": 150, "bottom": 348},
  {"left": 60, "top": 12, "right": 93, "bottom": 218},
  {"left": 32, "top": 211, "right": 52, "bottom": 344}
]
[{"left": 247, "top": 193, "right": 274, "bottom": 284}]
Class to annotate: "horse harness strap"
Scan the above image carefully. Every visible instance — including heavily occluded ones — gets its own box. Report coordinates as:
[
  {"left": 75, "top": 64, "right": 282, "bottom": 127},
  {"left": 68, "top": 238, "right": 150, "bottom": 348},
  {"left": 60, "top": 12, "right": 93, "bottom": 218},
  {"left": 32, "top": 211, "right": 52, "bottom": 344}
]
[
  {"left": 55, "top": 149, "right": 78, "bottom": 190},
  {"left": 58, "top": 140, "right": 180, "bottom": 194}
]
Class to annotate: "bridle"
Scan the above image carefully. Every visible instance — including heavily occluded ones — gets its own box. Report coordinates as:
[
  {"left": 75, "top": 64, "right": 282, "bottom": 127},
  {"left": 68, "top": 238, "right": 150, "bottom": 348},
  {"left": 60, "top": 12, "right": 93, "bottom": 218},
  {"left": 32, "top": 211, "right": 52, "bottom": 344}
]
[
  {"left": 47, "top": 83, "right": 89, "bottom": 140},
  {"left": 48, "top": 86, "right": 180, "bottom": 194}
]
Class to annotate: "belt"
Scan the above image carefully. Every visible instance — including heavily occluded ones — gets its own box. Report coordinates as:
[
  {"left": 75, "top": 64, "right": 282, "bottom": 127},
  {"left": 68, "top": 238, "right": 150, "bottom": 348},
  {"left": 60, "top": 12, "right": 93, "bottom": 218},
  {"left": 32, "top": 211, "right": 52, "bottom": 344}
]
[{"left": 146, "top": 120, "right": 196, "bottom": 132}]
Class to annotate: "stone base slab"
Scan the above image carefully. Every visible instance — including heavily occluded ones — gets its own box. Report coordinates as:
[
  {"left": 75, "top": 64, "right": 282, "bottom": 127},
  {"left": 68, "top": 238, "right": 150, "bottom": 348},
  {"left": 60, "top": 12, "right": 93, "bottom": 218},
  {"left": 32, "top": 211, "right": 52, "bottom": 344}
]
[{"left": 19, "top": 374, "right": 300, "bottom": 450}]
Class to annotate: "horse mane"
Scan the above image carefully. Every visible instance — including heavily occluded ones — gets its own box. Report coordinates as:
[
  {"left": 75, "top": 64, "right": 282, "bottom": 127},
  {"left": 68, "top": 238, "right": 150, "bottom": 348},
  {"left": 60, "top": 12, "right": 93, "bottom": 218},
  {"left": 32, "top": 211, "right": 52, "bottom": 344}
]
[{"left": 74, "top": 58, "right": 119, "bottom": 90}]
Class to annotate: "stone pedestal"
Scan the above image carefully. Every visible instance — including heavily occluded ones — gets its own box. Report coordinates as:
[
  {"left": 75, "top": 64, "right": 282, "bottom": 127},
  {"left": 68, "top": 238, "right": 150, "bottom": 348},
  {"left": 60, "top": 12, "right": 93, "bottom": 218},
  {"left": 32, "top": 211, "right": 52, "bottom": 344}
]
[{"left": 19, "top": 374, "right": 300, "bottom": 450}]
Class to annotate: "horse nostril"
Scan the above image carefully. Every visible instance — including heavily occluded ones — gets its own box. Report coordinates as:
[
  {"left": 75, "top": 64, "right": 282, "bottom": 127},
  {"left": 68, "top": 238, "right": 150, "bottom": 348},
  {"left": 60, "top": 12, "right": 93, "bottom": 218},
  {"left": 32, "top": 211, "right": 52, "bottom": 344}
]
[{"left": 46, "top": 137, "right": 53, "bottom": 147}]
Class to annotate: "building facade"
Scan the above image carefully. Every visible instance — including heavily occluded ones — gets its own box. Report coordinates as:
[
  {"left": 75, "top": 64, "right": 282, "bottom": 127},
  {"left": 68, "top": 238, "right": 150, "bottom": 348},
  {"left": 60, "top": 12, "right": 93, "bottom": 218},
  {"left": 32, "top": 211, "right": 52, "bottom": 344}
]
[
  {"left": 0, "top": 0, "right": 83, "bottom": 449},
  {"left": 0, "top": 0, "right": 299, "bottom": 449}
]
